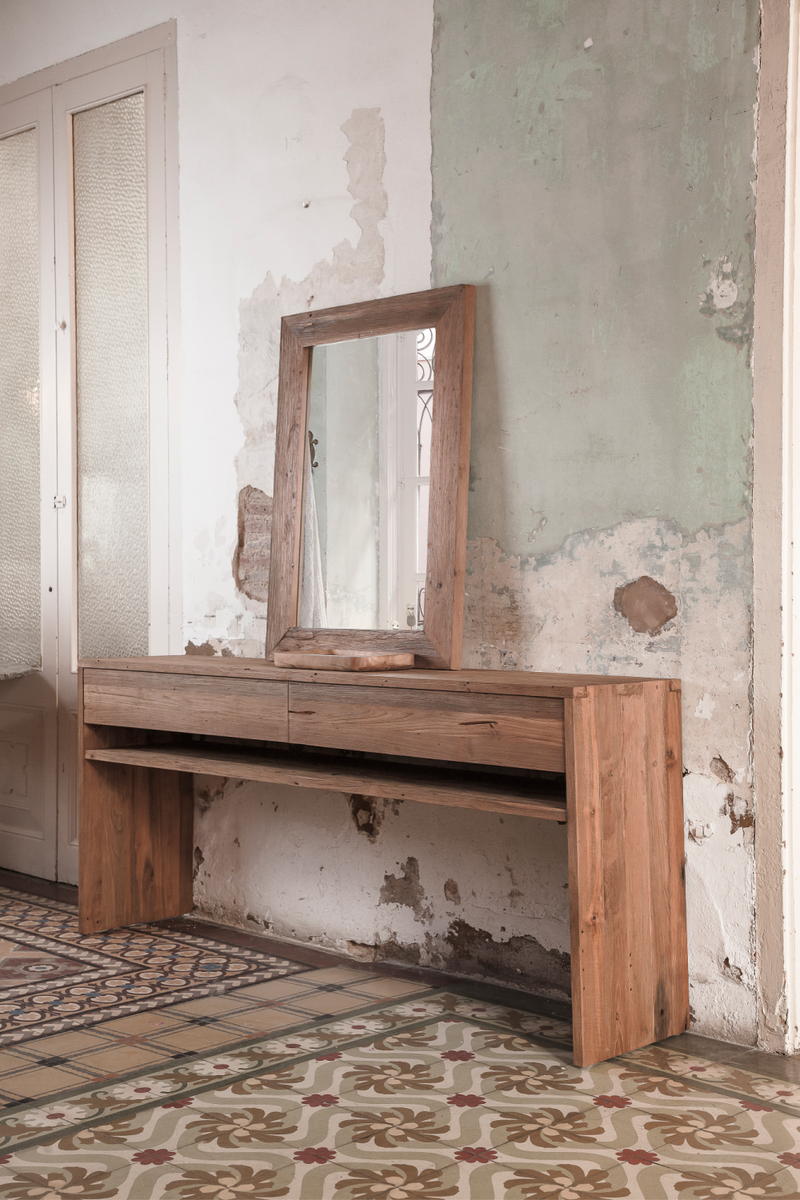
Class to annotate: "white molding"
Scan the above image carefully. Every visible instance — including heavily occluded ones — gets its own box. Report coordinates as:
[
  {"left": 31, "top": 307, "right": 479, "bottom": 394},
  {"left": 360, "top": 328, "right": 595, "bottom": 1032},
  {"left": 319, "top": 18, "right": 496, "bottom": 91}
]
[{"left": 0, "top": 22, "right": 176, "bottom": 105}]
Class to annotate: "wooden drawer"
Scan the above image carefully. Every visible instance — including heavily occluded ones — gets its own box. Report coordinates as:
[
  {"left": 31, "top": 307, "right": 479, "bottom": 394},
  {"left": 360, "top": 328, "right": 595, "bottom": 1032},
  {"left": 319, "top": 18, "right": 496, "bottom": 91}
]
[
  {"left": 83, "top": 670, "right": 289, "bottom": 741},
  {"left": 288, "top": 683, "right": 565, "bottom": 771}
]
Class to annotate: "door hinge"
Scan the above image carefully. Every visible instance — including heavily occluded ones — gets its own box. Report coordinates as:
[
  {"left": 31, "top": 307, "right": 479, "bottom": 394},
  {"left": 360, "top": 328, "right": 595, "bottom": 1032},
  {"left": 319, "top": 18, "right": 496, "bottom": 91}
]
[{"left": 53, "top": 495, "right": 67, "bottom": 509}]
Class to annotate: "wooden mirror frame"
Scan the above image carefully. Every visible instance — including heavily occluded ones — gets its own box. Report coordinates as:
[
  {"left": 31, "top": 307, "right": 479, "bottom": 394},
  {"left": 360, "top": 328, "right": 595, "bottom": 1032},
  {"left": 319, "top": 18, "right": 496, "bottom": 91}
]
[{"left": 265, "top": 285, "right": 475, "bottom": 670}]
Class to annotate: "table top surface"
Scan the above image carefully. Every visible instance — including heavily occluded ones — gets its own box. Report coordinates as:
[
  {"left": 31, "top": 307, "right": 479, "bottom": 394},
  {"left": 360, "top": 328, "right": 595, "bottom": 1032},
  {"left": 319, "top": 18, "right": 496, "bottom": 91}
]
[{"left": 79, "top": 655, "right": 679, "bottom": 698}]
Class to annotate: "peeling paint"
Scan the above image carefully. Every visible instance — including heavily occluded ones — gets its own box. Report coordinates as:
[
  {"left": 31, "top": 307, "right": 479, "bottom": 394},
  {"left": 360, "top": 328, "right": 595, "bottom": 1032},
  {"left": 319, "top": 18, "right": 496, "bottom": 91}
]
[
  {"left": 444, "top": 919, "right": 571, "bottom": 999},
  {"left": 348, "top": 795, "right": 384, "bottom": 842},
  {"left": 192, "top": 846, "right": 205, "bottom": 882},
  {"left": 444, "top": 879, "right": 461, "bottom": 905},
  {"left": 233, "top": 486, "right": 272, "bottom": 603},
  {"left": 722, "top": 792, "right": 754, "bottom": 835},
  {"left": 379, "top": 857, "right": 432, "bottom": 923},
  {"left": 185, "top": 640, "right": 216, "bottom": 657}
]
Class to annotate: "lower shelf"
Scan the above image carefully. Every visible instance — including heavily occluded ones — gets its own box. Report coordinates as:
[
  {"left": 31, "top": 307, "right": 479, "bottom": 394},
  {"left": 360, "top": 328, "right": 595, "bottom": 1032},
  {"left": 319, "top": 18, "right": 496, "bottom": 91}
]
[{"left": 84, "top": 743, "right": 568, "bottom": 821}]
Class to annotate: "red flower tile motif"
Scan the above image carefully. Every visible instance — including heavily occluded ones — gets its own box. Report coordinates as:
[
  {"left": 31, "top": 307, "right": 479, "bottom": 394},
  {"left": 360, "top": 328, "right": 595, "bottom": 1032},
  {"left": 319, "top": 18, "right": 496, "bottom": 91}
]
[
  {"left": 740, "top": 1100, "right": 773, "bottom": 1111},
  {"left": 777, "top": 1091, "right": 794, "bottom": 1097},
  {"left": 779, "top": 1152, "right": 800, "bottom": 1167},
  {"left": 133, "top": 1148, "right": 176, "bottom": 1165},
  {"left": 303, "top": 1093, "right": 339, "bottom": 1107},
  {"left": 0, "top": 1156, "right": 10, "bottom": 1164},
  {"left": 594, "top": 1095, "right": 632, "bottom": 1109},
  {"left": 316, "top": 1053, "right": 342, "bottom": 1061},
  {"left": 295, "top": 1148, "right": 336, "bottom": 1164},
  {"left": 441, "top": 1051, "right": 474, "bottom": 1061},
  {"left": 162, "top": 1098, "right": 194, "bottom": 1108},
  {"left": 448, "top": 1094, "right": 485, "bottom": 1107},
  {"left": 617, "top": 1149, "right": 659, "bottom": 1165},
  {"left": 455, "top": 1148, "right": 497, "bottom": 1163},
  {"left": 46, "top": 1113, "right": 65, "bottom": 1120}
]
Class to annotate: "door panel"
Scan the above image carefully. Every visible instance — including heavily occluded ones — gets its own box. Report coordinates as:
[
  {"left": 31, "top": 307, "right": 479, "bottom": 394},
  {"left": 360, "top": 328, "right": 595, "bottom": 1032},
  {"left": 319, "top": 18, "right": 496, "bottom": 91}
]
[{"left": 0, "top": 91, "right": 58, "bottom": 881}]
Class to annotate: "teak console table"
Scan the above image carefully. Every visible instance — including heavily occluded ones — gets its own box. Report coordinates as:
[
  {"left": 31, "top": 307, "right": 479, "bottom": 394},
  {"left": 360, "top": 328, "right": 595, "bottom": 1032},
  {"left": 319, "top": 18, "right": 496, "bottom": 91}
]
[{"left": 78, "top": 657, "right": 689, "bottom": 1067}]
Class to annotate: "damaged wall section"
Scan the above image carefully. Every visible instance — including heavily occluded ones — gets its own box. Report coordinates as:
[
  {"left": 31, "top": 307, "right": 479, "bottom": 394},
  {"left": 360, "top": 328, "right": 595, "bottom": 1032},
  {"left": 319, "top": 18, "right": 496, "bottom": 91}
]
[{"left": 431, "top": 0, "right": 758, "bottom": 1042}]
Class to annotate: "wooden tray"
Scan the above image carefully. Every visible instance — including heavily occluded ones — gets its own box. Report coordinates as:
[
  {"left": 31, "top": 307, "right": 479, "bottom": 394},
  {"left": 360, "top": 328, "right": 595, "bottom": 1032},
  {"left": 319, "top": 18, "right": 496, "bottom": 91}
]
[{"left": 273, "top": 650, "right": 415, "bottom": 672}]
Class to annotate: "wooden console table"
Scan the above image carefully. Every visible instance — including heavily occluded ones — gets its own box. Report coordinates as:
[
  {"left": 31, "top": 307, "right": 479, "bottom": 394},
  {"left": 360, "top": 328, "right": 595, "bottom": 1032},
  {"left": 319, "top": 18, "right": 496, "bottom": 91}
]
[{"left": 78, "top": 657, "right": 688, "bottom": 1067}]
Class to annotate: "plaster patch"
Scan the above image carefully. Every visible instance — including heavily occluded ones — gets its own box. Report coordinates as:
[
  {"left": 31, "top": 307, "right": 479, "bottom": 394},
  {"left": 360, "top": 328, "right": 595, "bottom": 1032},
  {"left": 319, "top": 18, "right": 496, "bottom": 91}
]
[
  {"left": 233, "top": 486, "right": 272, "bottom": 603},
  {"left": 695, "top": 693, "right": 715, "bottom": 720},
  {"left": 613, "top": 575, "right": 678, "bottom": 636}
]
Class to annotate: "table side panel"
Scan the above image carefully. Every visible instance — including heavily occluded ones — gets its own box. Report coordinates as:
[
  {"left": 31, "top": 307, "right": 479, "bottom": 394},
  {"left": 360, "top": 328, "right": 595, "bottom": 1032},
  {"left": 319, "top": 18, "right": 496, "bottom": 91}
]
[
  {"left": 79, "top": 712, "right": 193, "bottom": 933},
  {"left": 288, "top": 682, "right": 566, "bottom": 771},
  {"left": 83, "top": 669, "right": 289, "bottom": 741},
  {"left": 565, "top": 682, "right": 688, "bottom": 1067}
]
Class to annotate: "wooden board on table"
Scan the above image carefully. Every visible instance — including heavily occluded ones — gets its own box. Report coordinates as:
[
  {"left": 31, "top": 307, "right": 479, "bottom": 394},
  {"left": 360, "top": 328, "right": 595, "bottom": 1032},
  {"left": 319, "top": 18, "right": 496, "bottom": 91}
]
[{"left": 274, "top": 651, "right": 415, "bottom": 672}]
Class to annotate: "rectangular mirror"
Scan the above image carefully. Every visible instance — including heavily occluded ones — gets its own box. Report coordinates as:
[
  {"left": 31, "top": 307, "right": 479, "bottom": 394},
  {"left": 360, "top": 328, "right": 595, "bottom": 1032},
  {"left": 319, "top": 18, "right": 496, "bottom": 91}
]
[
  {"left": 266, "top": 286, "right": 474, "bottom": 669},
  {"left": 302, "top": 327, "right": 433, "bottom": 632}
]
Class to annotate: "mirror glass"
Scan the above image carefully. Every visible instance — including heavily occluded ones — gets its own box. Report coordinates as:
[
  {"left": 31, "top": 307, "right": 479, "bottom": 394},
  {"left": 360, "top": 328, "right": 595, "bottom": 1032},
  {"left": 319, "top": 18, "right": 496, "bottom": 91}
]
[{"left": 300, "top": 327, "right": 434, "bottom": 631}]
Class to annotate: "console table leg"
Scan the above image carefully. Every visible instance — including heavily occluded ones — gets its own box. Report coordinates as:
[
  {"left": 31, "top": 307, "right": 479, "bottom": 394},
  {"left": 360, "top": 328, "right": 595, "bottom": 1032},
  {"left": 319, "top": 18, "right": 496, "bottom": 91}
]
[
  {"left": 565, "top": 680, "right": 689, "bottom": 1067},
  {"left": 79, "top": 754, "right": 193, "bottom": 934}
]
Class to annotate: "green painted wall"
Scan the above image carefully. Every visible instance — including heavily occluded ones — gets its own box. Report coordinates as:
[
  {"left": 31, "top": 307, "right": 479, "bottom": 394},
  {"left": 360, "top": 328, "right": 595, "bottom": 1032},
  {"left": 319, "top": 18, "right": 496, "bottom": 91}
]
[{"left": 431, "top": 0, "right": 759, "bottom": 558}]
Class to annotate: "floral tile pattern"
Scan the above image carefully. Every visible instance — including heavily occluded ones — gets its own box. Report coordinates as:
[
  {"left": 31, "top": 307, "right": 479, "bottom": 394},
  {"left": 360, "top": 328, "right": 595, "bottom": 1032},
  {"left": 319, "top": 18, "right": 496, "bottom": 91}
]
[
  {"left": 0, "top": 889, "right": 306, "bottom": 1048},
  {"left": 1, "top": 992, "right": 799, "bottom": 1198}
]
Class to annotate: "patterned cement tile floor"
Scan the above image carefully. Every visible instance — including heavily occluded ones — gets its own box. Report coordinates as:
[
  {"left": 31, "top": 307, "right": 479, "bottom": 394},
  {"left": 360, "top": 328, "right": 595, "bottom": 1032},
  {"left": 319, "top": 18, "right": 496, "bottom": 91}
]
[{"left": 2, "top": 872, "right": 800, "bottom": 1198}]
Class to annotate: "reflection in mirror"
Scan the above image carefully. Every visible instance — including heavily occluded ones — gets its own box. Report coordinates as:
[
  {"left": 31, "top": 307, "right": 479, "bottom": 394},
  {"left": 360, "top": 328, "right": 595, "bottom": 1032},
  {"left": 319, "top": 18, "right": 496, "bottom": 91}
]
[{"left": 301, "top": 328, "right": 434, "bottom": 632}]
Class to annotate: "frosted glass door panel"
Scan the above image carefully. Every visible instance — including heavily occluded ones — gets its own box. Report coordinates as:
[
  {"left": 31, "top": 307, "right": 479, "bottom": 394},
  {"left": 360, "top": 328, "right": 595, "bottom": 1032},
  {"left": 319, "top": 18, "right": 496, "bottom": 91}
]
[
  {"left": 74, "top": 93, "right": 148, "bottom": 659},
  {"left": 0, "top": 128, "right": 40, "bottom": 668}
]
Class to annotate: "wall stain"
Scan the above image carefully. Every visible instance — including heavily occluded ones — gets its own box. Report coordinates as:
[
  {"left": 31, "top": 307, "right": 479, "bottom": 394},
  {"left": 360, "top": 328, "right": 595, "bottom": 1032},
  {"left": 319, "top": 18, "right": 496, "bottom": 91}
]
[
  {"left": 444, "top": 878, "right": 461, "bottom": 904},
  {"left": 722, "top": 792, "right": 753, "bottom": 834},
  {"left": 722, "top": 956, "right": 744, "bottom": 984},
  {"left": 698, "top": 252, "right": 754, "bottom": 359},
  {"left": 443, "top": 919, "right": 571, "bottom": 999},
  {"left": 193, "top": 846, "right": 205, "bottom": 881},
  {"left": 613, "top": 575, "right": 678, "bottom": 636},
  {"left": 185, "top": 640, "right": 216, "bottom": 657},
  {"left": 379, "top": 856, "right": 432, "bottom": 922},
  {"left": 196, "top": 781, "right": 226, "bottom": 814},
  {"left": 711, "top": 756, "right": 736, "bottom": 784},
  {"left": 185, "top": 639, "right": 233, "bottom": 658},
  {"left": 348, "top": 795, "right": 383, "bottom": 842},
  {"left": 233, "top": 486, "right": 272, "bottom": 603}
]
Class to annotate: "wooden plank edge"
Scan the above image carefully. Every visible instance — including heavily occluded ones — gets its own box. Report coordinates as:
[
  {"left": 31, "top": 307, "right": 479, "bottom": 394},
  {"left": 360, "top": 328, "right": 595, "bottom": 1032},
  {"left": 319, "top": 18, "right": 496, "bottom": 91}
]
[{"left": 84, "top": 746, "right": 569, "bottom": 821}]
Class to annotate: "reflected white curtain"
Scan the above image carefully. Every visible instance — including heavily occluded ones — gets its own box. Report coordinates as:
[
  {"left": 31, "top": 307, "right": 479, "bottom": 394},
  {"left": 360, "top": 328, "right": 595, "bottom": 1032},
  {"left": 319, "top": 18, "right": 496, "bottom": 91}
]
[{"left": 300, "top": 448, "right": 328, "bottom": 627}]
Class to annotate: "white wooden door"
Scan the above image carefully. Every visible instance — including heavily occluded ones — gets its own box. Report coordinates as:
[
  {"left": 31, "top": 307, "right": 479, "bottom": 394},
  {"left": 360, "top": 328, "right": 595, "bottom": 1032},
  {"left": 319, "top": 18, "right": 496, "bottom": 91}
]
[{"left": 0, "top": 39, "right": 180, "bottom": 884}]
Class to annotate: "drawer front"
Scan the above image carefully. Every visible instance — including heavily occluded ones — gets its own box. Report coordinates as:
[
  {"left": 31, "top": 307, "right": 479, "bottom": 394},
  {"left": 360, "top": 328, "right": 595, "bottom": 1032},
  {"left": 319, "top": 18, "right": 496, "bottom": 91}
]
[
  {"left": 83, "top": 670, "right": 289, "bottom": 741},
  {"left": 288, "top": 684, "right": 565, "bottom": 771}
]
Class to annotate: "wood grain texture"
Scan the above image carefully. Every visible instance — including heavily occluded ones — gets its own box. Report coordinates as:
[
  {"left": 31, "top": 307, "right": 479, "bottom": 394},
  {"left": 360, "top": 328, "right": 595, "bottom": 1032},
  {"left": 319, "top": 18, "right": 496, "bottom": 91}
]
[
  {"left": 288, "top": 683, "right": 565, "bottom": 771},
  {"left": 78, "top": 656, "right": 669, "bottom": 695},
  {"left": 265, "top": 319, "right": 306, "bottom": 655},
  {"left": 424, "top": 283, "right": 474, "bottom": 669},
  {"left": 565, "top": 682, "right": 688, "bottom": 1067},
  {"left": 273, "top": 650, "right": 415, "bottom": 671},
  {"left": 282, "top": 287, "right": 465, "bottom": 346},
  {"left": 85, "top": 743, "right": 568, "bottom": 821},
  {"left": 83, "top": 669, "right": 289, "bottom": 740},
  {"left": 269, "top": 629, "right": 448, "bottom": 671},
  {"left": 79, "top": 681, "right": 193, "bottom": 934},
  {"left": 265, "top": 285, "right": 475, "bottom": 668}
]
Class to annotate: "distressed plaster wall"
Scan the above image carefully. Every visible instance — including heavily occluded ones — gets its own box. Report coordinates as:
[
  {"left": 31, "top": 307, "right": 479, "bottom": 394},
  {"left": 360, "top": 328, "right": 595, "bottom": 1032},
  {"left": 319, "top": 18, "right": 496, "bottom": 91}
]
[{"left": 430, "top": 0, "right": 759, "bottom": 1042}]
